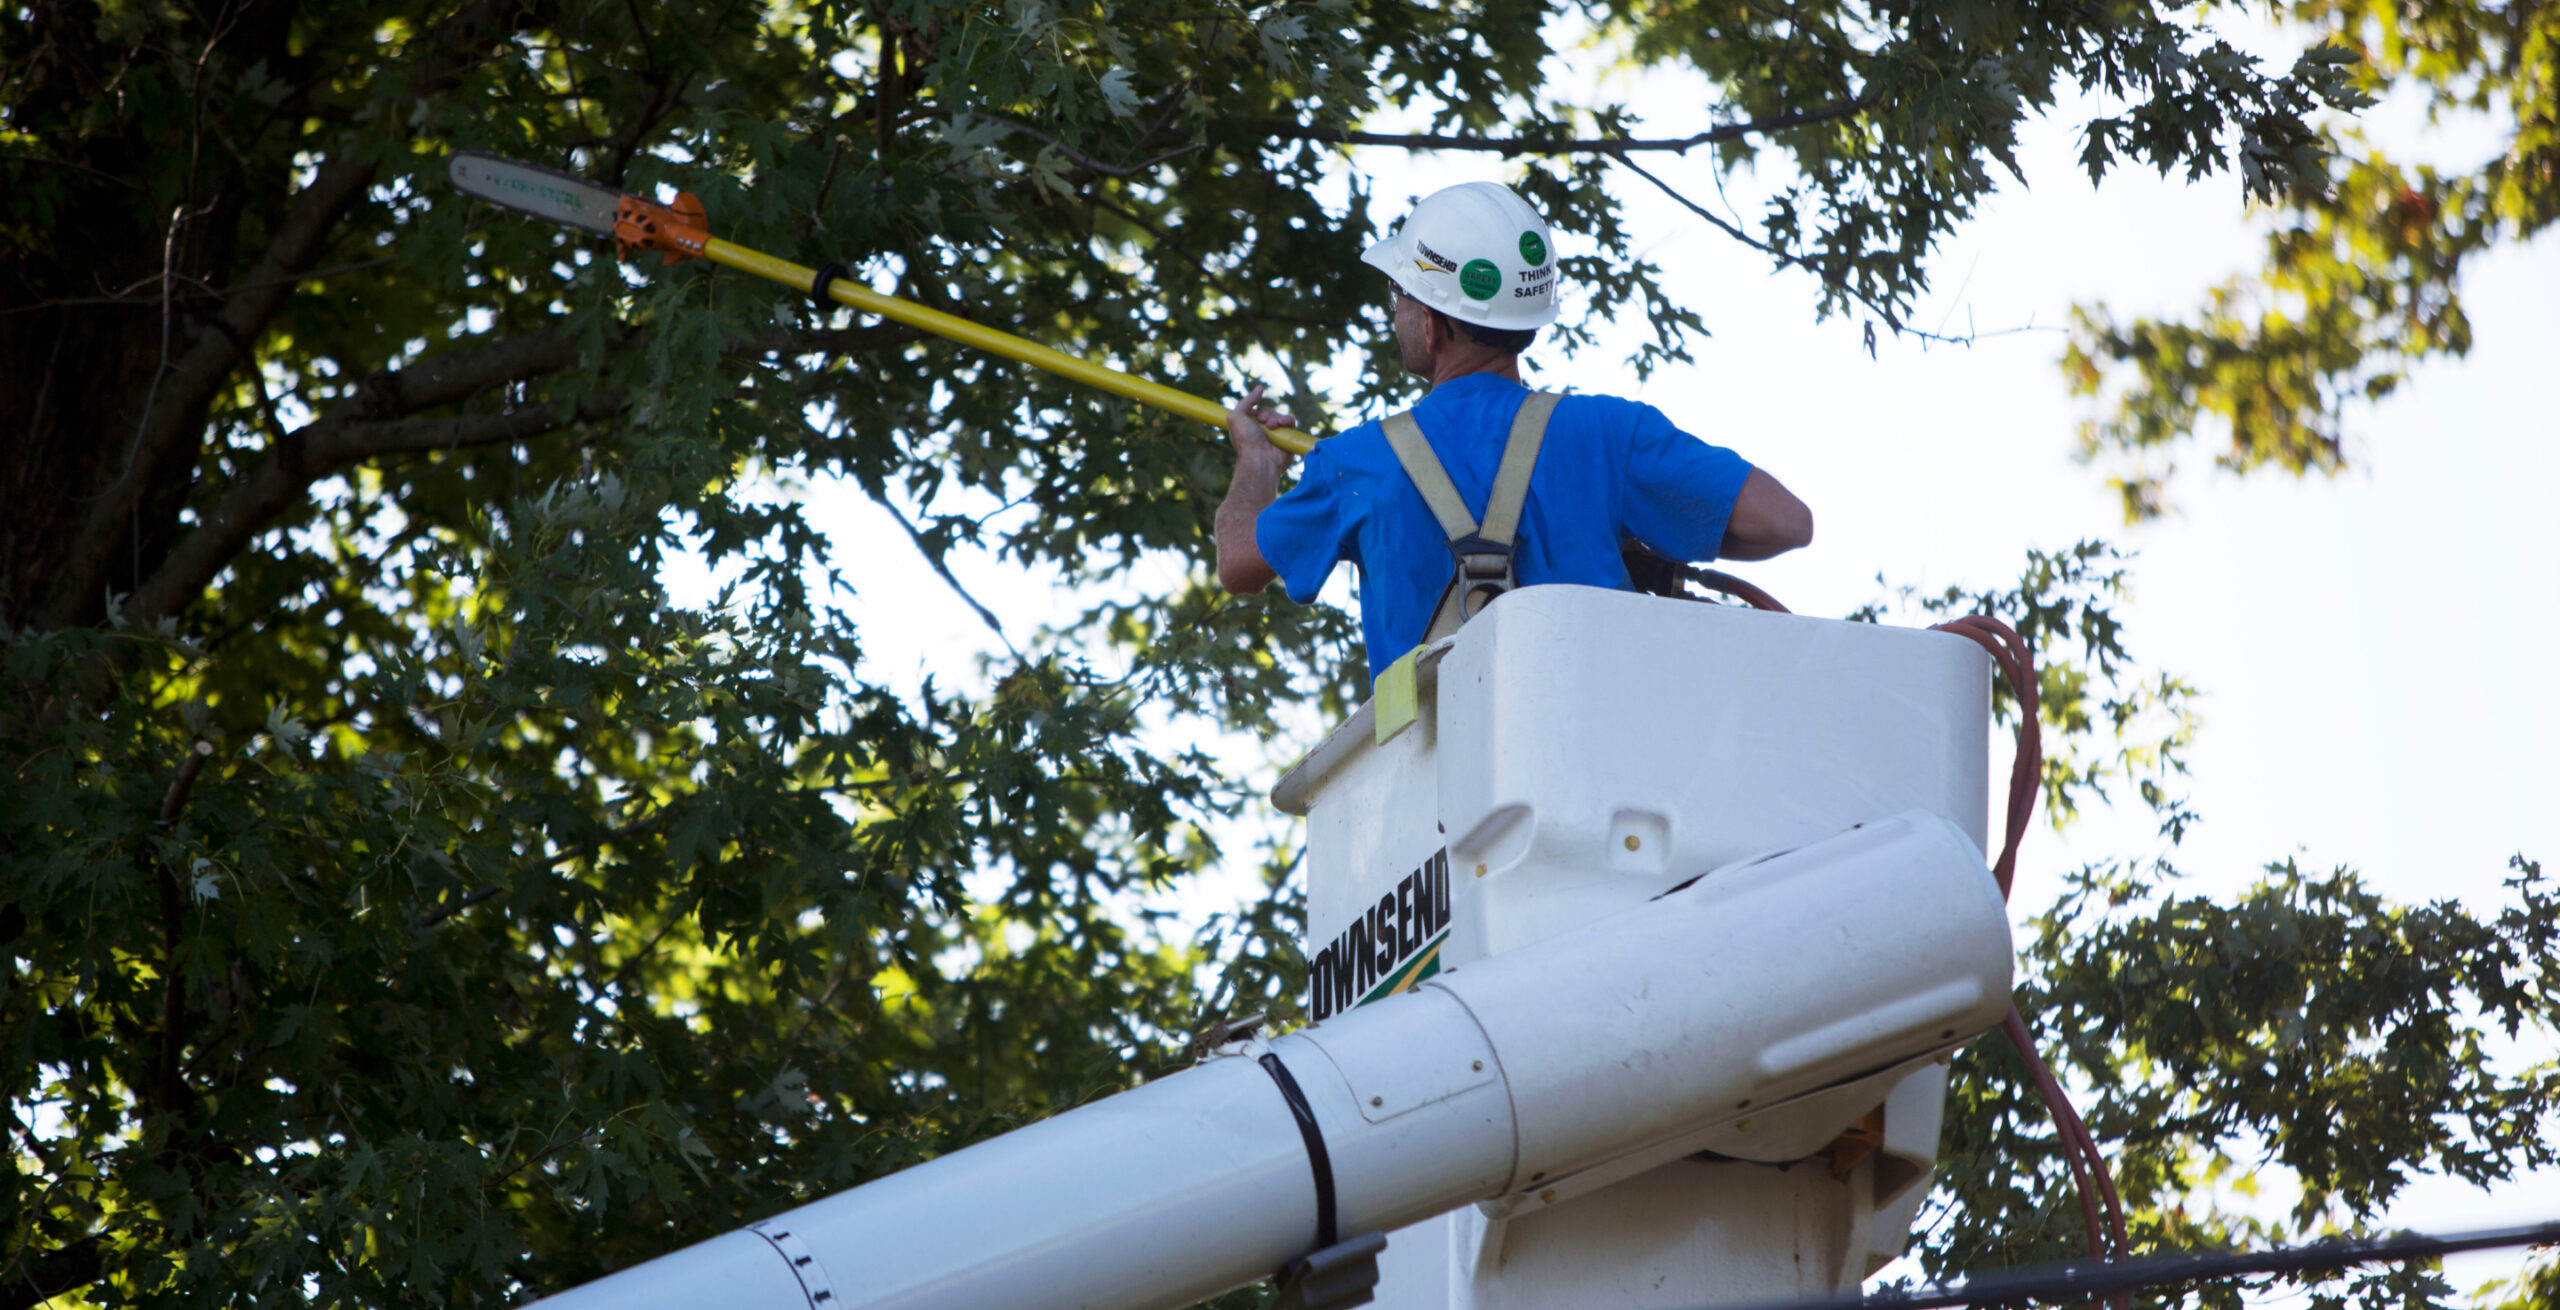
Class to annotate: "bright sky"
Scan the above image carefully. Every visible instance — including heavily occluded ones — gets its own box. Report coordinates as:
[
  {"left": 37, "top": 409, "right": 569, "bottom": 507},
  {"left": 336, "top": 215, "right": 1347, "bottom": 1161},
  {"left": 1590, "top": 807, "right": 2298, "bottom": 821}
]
[
  {"left": 1531, "top": 86, "right": 2560, "bottom": 1297},
  {"left": 667, "top": 26, "right": 2558, "bottom": 1300}
]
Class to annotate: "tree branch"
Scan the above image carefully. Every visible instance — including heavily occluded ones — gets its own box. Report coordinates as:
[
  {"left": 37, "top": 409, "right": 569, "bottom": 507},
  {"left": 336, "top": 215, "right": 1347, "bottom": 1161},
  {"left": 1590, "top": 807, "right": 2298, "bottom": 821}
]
[
  {"left": 1082, "top": 191, "right": 1314, "bottom": 404},
  {"left": 325, "top": 327, "right": 589, "bottom": 425},
  {"left": 875, "top": 494, "right": 1017, "bottom": 659},
  {"left": 39, "top": 0, "right": 567, "bottom": 631},
  {"left": 41, "top": 153, "right": 378, "bottom": 629},
  {"left": 414, "top": 807, "right": 670, "bottom": 930},
  {"left": 159, "top": 740, "right": 214, "bottom": 824},
  {"left": 1246, "top": 99, "right": 1872, "bottom": 157},
  {"left": 135, "top": 397, "right": 623, "bottom": 623},
  {"left": 149, "top": 744, "right": 215, "bottom": 1122},
  {"left": 0, "top": 1233, "right": 105, "bottom": 1310},
  {"left": 964, "top": 110, "right": 1209, "bottom": 177},
  {"left": 118, "top": 326, "right": 594, "bottom": 624},
  {"left": 1604, "top": 151, "right": 2047, "bottom": 350},
  {"left": 0, "top": 256, "right": 400, "bottom": 314},
  {"left": 597, "top": 69, "right": 686, "bottom": 189},
  {"left": 1606, "top": 152, "right": 1790, "bottom": 258},
  {"left": 0, "top": 151, "right": 145, "bottom": 189},
  {"left": 1605, "top": 151, "right": 1917, "bottom": 332},
  {"left": 728, "top": 322, "right": 931, "bottom": 359}
]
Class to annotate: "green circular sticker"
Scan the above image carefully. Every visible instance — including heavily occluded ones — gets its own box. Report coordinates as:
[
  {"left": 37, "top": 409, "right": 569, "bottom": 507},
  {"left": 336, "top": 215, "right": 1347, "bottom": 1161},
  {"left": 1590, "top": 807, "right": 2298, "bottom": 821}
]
[
  {"left": 1459, "top": 258, "right": 1502, "bottom": 300},
  {"left": 1518, "top": 230, "right": 1548, "bottom": 266}
]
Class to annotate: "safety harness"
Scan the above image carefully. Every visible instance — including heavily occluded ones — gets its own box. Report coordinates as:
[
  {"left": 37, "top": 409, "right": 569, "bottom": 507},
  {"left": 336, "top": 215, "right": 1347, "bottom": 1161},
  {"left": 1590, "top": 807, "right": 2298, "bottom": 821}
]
[{"left": 1380, "top": 390, "right": 1563, "bottom": 642}]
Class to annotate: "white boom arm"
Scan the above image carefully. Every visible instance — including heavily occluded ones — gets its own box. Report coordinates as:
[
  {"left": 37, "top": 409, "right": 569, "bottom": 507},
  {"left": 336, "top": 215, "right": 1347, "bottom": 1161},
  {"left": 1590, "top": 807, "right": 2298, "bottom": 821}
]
[{"left": 528, "top": 810, "right": 2014, "bottom": 1310}]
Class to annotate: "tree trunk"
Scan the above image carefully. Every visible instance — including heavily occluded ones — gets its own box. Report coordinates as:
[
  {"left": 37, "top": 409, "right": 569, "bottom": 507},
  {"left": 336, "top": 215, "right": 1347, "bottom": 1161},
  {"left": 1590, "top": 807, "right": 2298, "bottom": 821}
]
[{"left": 0, "top": 0, "right": 293, "bottom": 631}]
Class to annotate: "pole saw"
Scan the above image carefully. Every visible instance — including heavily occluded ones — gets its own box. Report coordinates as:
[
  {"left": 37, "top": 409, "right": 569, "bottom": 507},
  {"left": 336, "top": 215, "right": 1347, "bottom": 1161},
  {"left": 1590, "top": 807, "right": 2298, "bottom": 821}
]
[{"left": 446, "top": 152, "right": 1317, "bottom": 454}]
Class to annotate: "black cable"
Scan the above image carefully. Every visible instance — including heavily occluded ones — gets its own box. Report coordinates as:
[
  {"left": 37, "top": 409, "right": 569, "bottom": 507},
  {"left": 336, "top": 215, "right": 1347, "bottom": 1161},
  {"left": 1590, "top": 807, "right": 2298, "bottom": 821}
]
[
  {"left": 1687, "top": 1218, "right": 2560, "bottom": 1310},
  {"left": 1257, "top": 1053, "right": 1339, "bottom": 1251}
]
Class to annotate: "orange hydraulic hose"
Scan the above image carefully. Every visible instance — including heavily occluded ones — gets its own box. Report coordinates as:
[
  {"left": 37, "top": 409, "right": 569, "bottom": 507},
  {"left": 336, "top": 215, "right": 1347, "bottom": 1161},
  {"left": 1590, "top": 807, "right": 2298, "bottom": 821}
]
[
  {"left": 1932, "top": 615, "right": 2043, "bottom": 900},
  {"left": 1684, "top": 567, "right": 1793, "bottom": 615},
  {"left": 1927, "top": 611, "right": 2129, "bottom": 1294},
  {"left": 1699, "top": 570, "right": 2131, "bottom": 1288},
  {"left": 2005, "top": 1007, "right": 2111, "bottom": 1264}
]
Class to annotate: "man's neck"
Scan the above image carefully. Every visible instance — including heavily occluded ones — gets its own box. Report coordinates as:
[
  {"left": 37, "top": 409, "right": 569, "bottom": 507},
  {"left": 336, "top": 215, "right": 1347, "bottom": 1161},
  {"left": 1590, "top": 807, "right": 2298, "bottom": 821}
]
[{"left": 1426, "top": 350, "right": 1523, "bottom": 390}]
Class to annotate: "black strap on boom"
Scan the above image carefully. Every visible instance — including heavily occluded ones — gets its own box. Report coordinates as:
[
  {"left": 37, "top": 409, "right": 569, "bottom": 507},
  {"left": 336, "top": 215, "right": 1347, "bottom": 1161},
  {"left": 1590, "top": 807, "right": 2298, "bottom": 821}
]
[{"left": 1257, "top": 1052, "right": 1340, "bottom": 1251}]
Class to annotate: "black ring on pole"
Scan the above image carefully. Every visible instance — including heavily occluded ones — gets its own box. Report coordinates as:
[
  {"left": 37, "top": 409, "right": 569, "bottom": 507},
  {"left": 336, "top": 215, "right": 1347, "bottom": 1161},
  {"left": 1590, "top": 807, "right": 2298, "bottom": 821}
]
[
  {"left": 1257, "top": 1052, "right": 1338, "bottom": 1251},
  {"left": 807, "top": 261, "right": 850, "bottom": 304}
]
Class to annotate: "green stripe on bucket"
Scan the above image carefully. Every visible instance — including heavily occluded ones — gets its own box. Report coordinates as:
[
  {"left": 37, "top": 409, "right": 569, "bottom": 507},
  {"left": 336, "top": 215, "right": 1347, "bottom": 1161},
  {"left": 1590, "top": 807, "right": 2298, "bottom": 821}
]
[{"left": 1359, "top": 934, "right": 1447, "bottom": 1008}]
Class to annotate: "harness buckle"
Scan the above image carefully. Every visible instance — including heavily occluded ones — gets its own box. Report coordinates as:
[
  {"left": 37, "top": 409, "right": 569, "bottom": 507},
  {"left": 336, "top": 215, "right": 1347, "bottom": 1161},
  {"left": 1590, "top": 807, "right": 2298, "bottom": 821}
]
[
  {"left": 1449, "top": 534, "right": 1514, "bottom": 581},
  {"left": 1447, "top": 534, "right": 1517, "bottom": 619}
]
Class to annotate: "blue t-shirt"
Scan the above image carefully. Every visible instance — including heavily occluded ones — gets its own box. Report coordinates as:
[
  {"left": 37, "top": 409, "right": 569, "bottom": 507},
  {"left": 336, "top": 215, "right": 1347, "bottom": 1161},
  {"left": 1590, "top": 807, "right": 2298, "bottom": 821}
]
[{"left": 1257, "top": 373, "right": 1755, "bottom": 684}]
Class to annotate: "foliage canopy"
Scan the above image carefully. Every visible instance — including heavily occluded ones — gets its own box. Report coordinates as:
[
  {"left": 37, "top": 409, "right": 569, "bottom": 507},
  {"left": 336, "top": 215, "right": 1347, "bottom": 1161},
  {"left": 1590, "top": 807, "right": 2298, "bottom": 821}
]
[
  {"left": 0, "top": 0, "right": 2550, "bottom": 1305},
  {"left": 2065, "top": 0, "right": 2556, "bottom": 518}
]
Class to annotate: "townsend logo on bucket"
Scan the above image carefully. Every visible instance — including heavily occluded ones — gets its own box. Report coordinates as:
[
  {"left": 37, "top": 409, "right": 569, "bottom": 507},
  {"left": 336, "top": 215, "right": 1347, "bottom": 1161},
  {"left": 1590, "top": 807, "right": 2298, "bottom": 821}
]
[{"left": 1307, "top": 848, "right": 1452, "bottom": 1022}]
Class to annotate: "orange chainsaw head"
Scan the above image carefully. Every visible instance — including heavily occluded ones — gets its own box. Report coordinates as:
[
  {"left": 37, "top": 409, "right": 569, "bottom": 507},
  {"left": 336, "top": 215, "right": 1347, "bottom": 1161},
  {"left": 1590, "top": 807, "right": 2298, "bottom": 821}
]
[{"left": 615, "top": 191, "right": 709, "bottom": 265}]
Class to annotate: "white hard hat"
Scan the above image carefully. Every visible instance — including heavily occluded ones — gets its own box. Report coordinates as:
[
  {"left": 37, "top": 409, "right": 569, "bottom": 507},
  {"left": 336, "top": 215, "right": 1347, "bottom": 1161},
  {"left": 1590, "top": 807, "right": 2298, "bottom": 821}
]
[{"left": 1361, "top": 182, "right": 1561, "bottom": 331}]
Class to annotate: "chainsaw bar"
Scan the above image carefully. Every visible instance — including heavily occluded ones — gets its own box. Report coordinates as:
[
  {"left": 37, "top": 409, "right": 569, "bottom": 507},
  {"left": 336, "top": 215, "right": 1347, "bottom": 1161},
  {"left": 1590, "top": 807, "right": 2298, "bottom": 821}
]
[{"left": 448, "top": 151, "right": 625, "bottom": 236}]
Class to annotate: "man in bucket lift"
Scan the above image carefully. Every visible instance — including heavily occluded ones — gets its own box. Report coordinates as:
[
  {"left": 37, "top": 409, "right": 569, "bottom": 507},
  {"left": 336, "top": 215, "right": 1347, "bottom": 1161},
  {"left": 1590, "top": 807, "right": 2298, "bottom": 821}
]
[{"left": 1216, "top": 181, "right": 1816, "bottom": 685}]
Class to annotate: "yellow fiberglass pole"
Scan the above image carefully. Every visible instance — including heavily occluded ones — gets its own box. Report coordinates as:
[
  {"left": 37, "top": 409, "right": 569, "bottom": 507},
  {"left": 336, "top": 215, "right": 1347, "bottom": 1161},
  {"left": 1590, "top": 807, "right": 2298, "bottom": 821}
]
[{"left": 701, "top": 238, "right": 1316, "bottom": 455}]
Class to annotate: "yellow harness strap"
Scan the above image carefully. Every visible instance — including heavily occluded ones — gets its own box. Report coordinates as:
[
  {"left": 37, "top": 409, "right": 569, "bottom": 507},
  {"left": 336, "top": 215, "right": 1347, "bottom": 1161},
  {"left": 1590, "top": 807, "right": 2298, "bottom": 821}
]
[{"left": 1379, "top": 390, "right": 1562, "bottom": 644}]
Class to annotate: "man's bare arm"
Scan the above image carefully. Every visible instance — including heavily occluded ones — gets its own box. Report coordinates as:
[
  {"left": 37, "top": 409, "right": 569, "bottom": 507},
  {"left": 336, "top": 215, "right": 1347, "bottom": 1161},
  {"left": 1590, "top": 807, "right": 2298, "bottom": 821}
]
[
  {"left": 1718, "top": 468, "right": 1814, "bottom": 561},
  {"left": 1217, "top": 384, "right": 1297, "bottom": 594}
]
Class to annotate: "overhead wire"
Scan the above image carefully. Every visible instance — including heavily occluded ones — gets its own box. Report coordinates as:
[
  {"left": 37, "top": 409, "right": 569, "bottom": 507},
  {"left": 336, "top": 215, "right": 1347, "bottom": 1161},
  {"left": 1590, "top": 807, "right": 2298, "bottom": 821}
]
[{"left": 1683, "top": 1217, "right": 2560, "bottom": 1310}]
